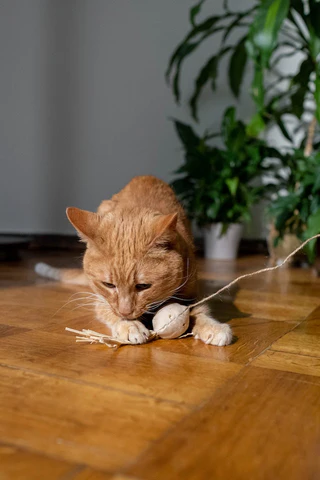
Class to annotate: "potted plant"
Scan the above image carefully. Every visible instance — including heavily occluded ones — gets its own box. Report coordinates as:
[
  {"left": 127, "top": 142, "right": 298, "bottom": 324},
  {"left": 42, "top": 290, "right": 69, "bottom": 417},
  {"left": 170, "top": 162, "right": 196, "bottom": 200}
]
[
  {"left": 167, "top": 0, "right": 320, "bottom": 262},
  {"left": 172, "top": 107, "right": 281, "bottom": 259},
  {"left": 268, "top": 148, "right": 320, "bottom": 264}
]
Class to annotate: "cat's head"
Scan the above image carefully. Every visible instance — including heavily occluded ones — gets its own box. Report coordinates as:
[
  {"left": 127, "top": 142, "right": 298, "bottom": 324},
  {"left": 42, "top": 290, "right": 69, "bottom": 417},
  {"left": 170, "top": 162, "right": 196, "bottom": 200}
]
[{"left": 67, "top": 206, "right": 189, "bottom": 319}]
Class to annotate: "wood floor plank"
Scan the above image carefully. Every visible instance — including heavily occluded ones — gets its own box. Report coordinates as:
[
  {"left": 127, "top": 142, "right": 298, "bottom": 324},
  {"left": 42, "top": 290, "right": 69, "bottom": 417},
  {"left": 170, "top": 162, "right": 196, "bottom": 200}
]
[
  {"left": 152, "top": 316, "right": 296, "bottom": 364},
  {"left": 0, "top": 303, "right": 92, "bottom": 330},
  {"left": 252, "top": 350, "right": 320, "bottom": 376},
  {"left": 0, "top": 284, "right": 81, "bottom": 308},
  {"left": 0, "top": 324, "right": 29, "bottom": 337},
  {"left": 126, "top": 367, "right": 320, "bottom": 480},
  {"left": 71, "top": 471, "right": 139, "bottom": 480},
  {"left": 0, "top": 328, "right": 241, "bottom": 406},
  {"left": 0, "top": 284, "right": 242, "bottom": 405},
  {"left": 0, "top": 304, "right": 101, "bottom": 340},
  {"left": 198, "top": 260, "right": 320, "bottom": 294},
  {"left": 270, "top": 305, "right": 320, "bottom": 357},
  {"left": 110, "top": 476, "right": 141, "bottom": 480},
  {"left": 199, "top": 280, "right": 319, "bottom": 324},
  {"left": 234, "top": 289, "right": 319, "bottom": 322},
  {"left": 240, "top": 273, "right": 320, "bottom": 297},
  {"left": 271, "top": 331, "right": 320, "bottom": 357},
  {"left": 2, "top": 254, "right": 320, "bottom": 478},
  {"left": 71, "top": 468, "right": 113, "bottom": 479},
  {"left": 0, "top": 444, "right": 76, "bottom": 480},
  {"left": 0, "top": 365, "right": 189, "bottom": 471},
  {"left": 197, "top": 256, "right": 268, "bottom": 280}
]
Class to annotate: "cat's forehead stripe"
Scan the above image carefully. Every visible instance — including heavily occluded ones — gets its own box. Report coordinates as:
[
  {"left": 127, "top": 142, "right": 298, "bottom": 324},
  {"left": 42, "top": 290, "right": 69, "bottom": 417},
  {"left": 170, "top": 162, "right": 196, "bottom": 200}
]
[{"left": 104, "top": 270, "right": 147, "bottom": 284}]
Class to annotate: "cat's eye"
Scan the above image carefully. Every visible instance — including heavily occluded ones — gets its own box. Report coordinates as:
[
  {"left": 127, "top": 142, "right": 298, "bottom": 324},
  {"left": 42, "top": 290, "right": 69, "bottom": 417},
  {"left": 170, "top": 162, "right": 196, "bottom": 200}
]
[
  {"left": 102, "top": 281, "right": 116, "bottom": 289},
  {"left": 136, "top": 283, "right": 152, "bottom": 292}
]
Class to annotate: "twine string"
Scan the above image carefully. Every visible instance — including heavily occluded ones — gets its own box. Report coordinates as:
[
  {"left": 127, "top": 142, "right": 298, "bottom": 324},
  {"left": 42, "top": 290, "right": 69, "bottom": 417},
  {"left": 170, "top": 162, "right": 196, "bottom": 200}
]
[
  {"left": 188, "top": 233, "right": 320, "bottom": 309},
  {"left": 66, "top": 234, "right": 320, "bottom": 348}
]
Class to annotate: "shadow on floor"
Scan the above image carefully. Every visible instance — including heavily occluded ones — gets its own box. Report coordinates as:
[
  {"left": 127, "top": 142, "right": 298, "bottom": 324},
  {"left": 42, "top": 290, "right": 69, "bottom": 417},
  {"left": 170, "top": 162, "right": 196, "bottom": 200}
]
[{"left": 198, "top": 278, "right": 251, "bottom": 324}]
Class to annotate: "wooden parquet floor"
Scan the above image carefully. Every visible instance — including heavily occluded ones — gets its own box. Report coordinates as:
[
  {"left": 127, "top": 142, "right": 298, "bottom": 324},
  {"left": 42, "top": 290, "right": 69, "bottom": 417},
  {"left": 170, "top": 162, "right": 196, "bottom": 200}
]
[{"left": 1, "top": 251, "right": 320, "bottom": 480}]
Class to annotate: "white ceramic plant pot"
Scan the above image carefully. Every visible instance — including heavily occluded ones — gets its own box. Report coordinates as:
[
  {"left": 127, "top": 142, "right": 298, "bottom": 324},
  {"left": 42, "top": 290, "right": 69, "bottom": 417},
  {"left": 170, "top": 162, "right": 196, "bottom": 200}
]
[{"left": 204, "top": 223, "right": 243, "bottom": 260}]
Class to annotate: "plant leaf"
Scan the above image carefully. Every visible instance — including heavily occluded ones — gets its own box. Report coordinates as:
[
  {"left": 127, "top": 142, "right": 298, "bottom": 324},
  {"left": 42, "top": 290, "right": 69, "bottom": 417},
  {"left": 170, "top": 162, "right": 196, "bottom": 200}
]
[
  {"left": 228, "top": 36, "right": 248, "bottom": 97},
  {"left": 189, "top": 0, "right": 206, "bottom": 26},
  {"left": 274, "top": 114, "right": 293, "bottom": 142},
  {"left": 189, "top": 47, "right": 231, "bottom": 120},
  {"left": 303, "top": 207, "right": 320, "bottom": 263},
  {"left": 221, "top": 106, "right": 236, "bottom": 144},
  {"left": 290, "top": 0, "right": 305, "bottom": 16},
  {"left": 251, "top": 64, "right": 264, "bottom": 110},
  {"left": 222, "top": 9, "right": 251, "bottom": 44},
  {"left": 171, "top": 42, "right": 201, "bottom": 103},
  {"left": 226, "top": 177, "right": 239, "bottom": 196},
  {"left": 246, "top": 113, "right": 265, "bottom": 137},
  {"left": 309, "top": 0, "right": 320, "bottom": 38},
  {"left": 291, "top": 87, "right": 307, "bottom": 118},
  {"left": 290, "top": 58, "right": 313, "bottom": 119},
  {"left": 172, "top": 120, "right": 200, "bottom": 149},
  {"left": 292, "top": 57, "right": 314, "bottom": 85},
  {"left": 221, "top": 5, "right": 257, "bottom": 44},
  {"left": 167, "top": 23, "right": 228, "bottom": 102},
  {"left": 315, "top": 67, "right": 320, "bottom": 123},
  {"left": 166, "top": 16, "right": 224, "bottom": 80},
  {"left": 249, "top": 0, "right": 290, "bottom": 65}
]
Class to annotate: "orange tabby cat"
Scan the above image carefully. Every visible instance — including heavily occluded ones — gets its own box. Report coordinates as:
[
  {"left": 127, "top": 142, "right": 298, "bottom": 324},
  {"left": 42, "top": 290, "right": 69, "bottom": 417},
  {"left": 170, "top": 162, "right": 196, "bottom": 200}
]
[{"left": 36, "top": 176, "right": 232, "bottom": 346}]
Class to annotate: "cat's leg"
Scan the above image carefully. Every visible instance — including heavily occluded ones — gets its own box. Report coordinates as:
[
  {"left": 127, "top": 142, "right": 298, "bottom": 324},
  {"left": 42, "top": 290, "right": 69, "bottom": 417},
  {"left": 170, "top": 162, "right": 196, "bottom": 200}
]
[
  {"left": 190, "top": 304, "right": 233, "bottom": 346},
  {"left": 95, "top": 303, "right": 151, "bottom": 344}
]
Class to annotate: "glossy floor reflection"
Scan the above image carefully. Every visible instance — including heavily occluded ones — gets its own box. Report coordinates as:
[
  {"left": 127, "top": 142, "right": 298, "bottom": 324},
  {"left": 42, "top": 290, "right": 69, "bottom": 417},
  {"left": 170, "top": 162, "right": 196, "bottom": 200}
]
[{"left": 1, "top": 250, "right": 320, "bottom": 479}]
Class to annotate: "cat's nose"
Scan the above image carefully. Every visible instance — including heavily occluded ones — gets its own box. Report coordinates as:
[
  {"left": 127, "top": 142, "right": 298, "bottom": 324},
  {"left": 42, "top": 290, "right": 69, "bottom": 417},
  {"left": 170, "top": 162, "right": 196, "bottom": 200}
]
[
  {"left": 118, "top": 297, "right": 133, "bottom": 318},
  {"left": 118, "top": 308, "right": 133, "bottom": 317}
]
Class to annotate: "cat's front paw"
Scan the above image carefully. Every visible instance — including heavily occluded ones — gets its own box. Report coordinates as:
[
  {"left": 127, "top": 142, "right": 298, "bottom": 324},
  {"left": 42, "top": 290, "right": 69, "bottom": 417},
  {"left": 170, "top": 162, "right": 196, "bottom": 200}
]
[
  {"left": 112, "top": 320, "right": 151, "bottom": 344},
  {"left": 193, "top": 323, "right": 232, "bottom": 346}
]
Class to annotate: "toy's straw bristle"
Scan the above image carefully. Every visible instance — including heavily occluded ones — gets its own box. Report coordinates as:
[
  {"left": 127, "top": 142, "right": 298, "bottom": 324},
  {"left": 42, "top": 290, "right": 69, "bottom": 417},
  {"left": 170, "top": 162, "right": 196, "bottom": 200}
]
[
  {"left": 66, "top": 233, "right": 320, "bottom": 350},
  {"left": 65, "top": 327, "right": 157, "bottom": 349}
]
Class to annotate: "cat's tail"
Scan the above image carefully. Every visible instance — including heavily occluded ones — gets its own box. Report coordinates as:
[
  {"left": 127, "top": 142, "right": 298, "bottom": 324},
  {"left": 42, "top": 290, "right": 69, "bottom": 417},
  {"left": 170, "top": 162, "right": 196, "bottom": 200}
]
[{"left": 34, "top": 263, "right": 89, "bottom": 285}]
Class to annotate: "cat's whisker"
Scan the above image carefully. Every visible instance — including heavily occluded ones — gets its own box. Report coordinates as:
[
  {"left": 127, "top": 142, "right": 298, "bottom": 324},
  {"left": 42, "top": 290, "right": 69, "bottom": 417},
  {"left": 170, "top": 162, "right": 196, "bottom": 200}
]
[
  {"left": 170, "top": 295, "right": 196, "bottom": 302},
  {"left": 65, "top": 296, "right": 100, "bottom": 307},
  {"left": 71, "top": 299, "right": 112, "bottom": 312},
  {"left": 72, "top": 291, "right": 108, "bottom": 304},
  {"left": 68, "top": 292, "right": 102, "bottom": 302},
  {"left": 172, "top": 259, "right": 195, "bottom": 294},
  {"left": 73, "top": 292, "right": 107, "bottom": 303},
  {"left": 52, "top": 295, "right": 98, "bottom": 317},
  {"left": 142, "top": 262, "right": 194, "bottom": 311},
  {"left": 68, "top": 291, "right": 95, "bottom": 297},
  {"left": 52, "top": 291, "right": 109, "bottom": 318},
  {"left": 174, "top": 271, "right": 193, "bottom": 283},
  {"left": 146, "top": 299, "right": 166, "bottom": 308},
  {"left": 71, "top": 303, "right": 99, "bottom": 311},
  {"left": 93, "top": 303, "right": 110, "bottom": 310},
  {"left": 174, "top": 271, "right": 197, "bottom": 296},
  {"left": 146, "top": 293, "right": 196, "bottom": 311},
  {"left": 71, "top": 305, "right": 96, "bottom": 312},
  {"left": 146, "top": 279, "right": 195, "bottom": 313},
  {"left": 147, "top": 297, "right": 171, "bottom": 309}
]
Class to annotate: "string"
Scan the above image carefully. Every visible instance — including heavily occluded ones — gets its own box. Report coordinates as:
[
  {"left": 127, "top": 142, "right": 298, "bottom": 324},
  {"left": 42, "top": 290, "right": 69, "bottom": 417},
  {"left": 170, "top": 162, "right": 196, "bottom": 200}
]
[
  {"left": 66, "top": 233, "right": 320, "bottom": 348},
  {"left": 188, "top": 233, "right": 320, "bottom": 310}
]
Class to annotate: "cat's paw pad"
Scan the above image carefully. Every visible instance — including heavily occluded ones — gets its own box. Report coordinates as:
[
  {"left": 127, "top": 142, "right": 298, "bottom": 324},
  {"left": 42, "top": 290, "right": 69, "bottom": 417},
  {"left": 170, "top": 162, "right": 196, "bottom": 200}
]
[
  {"left": 113, "top": 320, "right": 150, "bottom": 344},
  {"left": 194, "top": 323, "right": 232, "bottom": 346}
]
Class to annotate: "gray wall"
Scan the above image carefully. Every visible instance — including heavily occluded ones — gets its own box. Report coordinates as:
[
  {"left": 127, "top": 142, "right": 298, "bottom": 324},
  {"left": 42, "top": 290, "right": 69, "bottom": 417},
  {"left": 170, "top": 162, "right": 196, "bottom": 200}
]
[{"left": 0, "top": 0, "right": 258, "bottom": 236}]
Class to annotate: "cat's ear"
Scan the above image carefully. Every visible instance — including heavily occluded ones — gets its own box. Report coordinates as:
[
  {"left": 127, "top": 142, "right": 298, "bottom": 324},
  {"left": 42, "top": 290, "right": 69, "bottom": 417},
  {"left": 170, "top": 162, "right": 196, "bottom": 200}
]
[
  {"left": 151, "top": 213, "right": 178, "bottom": 247},
  {"left": 66, "top": 207, "right": 100, "bottom": 243}
]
